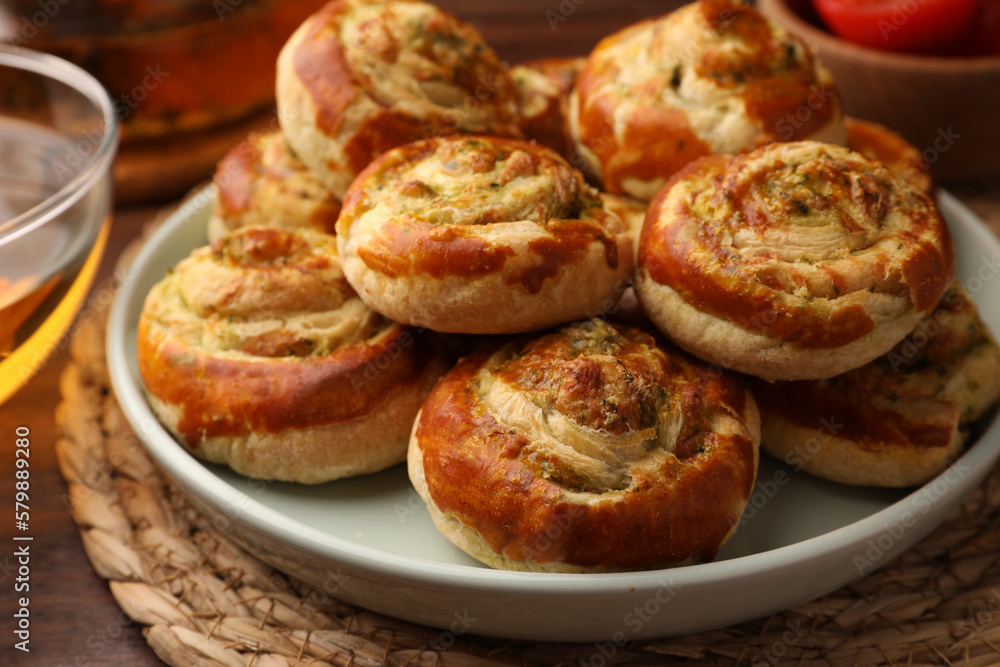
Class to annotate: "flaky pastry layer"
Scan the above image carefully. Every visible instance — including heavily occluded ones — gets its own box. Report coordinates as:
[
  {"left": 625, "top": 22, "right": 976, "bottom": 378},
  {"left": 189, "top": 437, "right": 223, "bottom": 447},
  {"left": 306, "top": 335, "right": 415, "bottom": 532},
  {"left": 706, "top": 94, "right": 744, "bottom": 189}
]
[
  {"left": 408, "top": 318, "right": 760, "bottom": 572},
  {"left": 137, "top": 225, "right": 446, "bottom": 484},
  {"left": 571, "top": 0, "right": 845, "bottom": 200},
  {"left": 209, "top": 131, "right": 341, "bottom": 242},
  {"left": 511, "top": 57, "right": 584, "bottom": 161},
  {"left": 636, "top": 141, "right": 955, "bottom": 380},
  {"left": 276, "top": 0, "right": 522, "bottom": 198},
  {"left": 752, "top": 283, "right": 1000, "bottom": 487},
  {"left": 845, "top": 117, "right": 933, "bottom": 196},
  {"left": 337, "top": 136, "right": 635, "bottom": 334}
]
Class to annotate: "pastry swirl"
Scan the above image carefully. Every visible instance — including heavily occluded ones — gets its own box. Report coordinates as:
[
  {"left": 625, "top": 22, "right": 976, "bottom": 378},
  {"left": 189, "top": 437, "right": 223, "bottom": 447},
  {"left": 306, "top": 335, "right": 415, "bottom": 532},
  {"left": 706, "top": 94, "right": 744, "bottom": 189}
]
[
  {"left": 845, "top": 117, "right": 933, "bottom": 196},
  {"left": 276, "top": 0, "right": 522, "bottom": 199},
  {"left": 336, "top": 135, "right": 635, "bottom": 334},
  {"left": 752, "top": 283, "right": 1000, "bottom": 487},
  {"left": 635, "top": 141, "right": 955, "bottom": 381},
  {"left": 208, "top": 131, "right": 342, "bottom": 243},
  {"left": 137, "top": 225, "right": 447, "bottom": 484},
  {"left": 408, "top": 318, "right": 760, "bottom": 572},
  {"left": 571, "top": 0, "right": 846, "bottom": 200}
]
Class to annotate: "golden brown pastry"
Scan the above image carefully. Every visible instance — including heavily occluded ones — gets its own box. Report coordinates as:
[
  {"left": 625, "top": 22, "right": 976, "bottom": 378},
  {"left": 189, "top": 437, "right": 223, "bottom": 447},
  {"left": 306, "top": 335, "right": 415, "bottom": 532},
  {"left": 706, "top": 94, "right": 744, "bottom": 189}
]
[
  {"left": 137, "top": 225, "right": 447, "bottom": 484},
  {"left": 845, "top": 117, "right": 933, "bottom": 196},
  {"left": 336, "top": 135, "right": 635, "bottom": 334},
  {"left": 208, "top": 131, "right": 342, "bottom": 242},
  {"left": 276, "top": 0, "right": 522, "bottom": 199},
  {"left": 511, "top": 57, "right": 584, "bottom": 160},
  {"left": 635, "top": 141, "right": 955, "bottom": 381},
  {"left": 600, "top": 192, "right": 648, "bottom": 262},
  {"left": 752, "top": 283, "right": 1000, "bottom": 487},
  {"left": 408, "top": 318, "right": 761, "bottom": 572},
  {"left": 571, "top": 0, "right": 846, "bottom": 200}
]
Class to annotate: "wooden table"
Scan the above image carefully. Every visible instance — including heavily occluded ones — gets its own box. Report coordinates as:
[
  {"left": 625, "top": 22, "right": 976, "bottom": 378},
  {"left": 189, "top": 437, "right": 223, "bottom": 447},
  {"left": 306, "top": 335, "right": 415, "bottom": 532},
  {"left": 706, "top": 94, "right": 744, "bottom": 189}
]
[{"left": 1, "top": 1, "right": 997, "bottom": 664}]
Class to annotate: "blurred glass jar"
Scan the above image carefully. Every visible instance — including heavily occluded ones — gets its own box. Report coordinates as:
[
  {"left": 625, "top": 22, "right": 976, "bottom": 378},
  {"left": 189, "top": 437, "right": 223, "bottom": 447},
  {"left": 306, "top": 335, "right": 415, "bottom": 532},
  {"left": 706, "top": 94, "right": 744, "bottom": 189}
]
[{"left": 0, "top": 0, "right": 328, "bottom": 141}]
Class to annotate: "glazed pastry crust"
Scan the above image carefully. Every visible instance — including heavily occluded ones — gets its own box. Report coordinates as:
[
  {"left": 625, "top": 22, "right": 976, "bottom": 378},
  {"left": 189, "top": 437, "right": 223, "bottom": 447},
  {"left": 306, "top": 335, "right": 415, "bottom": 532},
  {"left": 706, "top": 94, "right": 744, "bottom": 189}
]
[
  {"left": 511, "top": 57, "right": 584, "bottom": 160},
  {"left": 600, "top": 192, "right": 648, "bottom": 262},
  {"left": 845, "top": 116, "right": 933, "bottom": 196},
  {"left": 635, "top": 141, "right": 955, "bottom": 381},
  {"left": 571, "top": 0, "right": 845, "bottom": 200},
  {"left": 208, "top": 131, "right": 342, "bottom": 242},
  {"left": 276, "top": 0, "right": 522, "bottom": 199},
  {"left": 752, "top": 283, "right": 1000, "bottom": 487},
  {"left": 408, "top": 318, "right": 760, "bottom": 572},
  {"left": 336, "top": 136, "right": 635, "bottom": 334},
  {"left": 137, "top": 226, "right": 447, "bottom": 484}
]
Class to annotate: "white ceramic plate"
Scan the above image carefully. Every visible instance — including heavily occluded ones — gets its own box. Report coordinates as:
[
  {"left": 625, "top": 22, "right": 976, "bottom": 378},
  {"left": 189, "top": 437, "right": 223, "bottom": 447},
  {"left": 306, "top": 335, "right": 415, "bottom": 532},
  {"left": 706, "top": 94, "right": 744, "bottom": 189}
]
[{"left": 107, "top": 187, "right": 1000, "bottom": 643}]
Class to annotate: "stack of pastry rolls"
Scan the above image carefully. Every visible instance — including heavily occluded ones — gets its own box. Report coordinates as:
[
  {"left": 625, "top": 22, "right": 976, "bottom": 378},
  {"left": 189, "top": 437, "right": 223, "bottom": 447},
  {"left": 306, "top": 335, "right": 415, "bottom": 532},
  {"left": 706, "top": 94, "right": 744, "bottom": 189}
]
[{"left": 136, "top": 0, "right": 1000, "bottom": 574}]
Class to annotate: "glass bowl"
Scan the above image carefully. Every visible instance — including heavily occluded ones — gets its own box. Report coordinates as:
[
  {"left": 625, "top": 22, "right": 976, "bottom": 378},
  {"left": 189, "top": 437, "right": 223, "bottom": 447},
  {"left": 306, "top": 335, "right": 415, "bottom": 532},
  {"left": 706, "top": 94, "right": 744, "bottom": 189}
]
[{"left": 0, "top": 45, "right": 118, "bottom": 405}]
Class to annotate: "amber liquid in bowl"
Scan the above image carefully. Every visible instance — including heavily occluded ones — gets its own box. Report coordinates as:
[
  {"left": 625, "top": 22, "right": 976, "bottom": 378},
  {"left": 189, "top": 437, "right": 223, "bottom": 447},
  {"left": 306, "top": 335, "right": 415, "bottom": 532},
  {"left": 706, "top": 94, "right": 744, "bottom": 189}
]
[{"left": 0, "top": 118, "right": 111, "bottom": 405}]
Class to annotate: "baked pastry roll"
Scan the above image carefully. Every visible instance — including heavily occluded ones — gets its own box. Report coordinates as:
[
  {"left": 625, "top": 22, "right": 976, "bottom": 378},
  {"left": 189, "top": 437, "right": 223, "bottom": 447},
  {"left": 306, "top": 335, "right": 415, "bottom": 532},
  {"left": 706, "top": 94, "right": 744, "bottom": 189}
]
[
  {"left": 571, "top": 0, "right": 846, "bottom": 201},
  {"left": 511, "top": 57, "right": 584, "bottom": 160},
  {"left": 600, "top": 192, "right": 648, "bottom": 261},
  {"left": 408, "top": 318, "right": 761, "bottom": 572},
  {"left": 276, "top": 0, "right": 522, "bottom": 199},
  {"left": 208, "top": 131, "right": 342, "bottom": 243},
  {"left": 635, "top": 141, "right": 955, "bottom": 381},
  {"left": 751, "top": 283, "right": 1000, "bottom": 487},
  {"left": 137, "top": 226, "right": 447, "bottom": 484},
  {"left": 845, "top": 117, "right": 933, "bottom": 196},
  {"left": 336, "top": 136, "right": 635, "bottom": 334}
]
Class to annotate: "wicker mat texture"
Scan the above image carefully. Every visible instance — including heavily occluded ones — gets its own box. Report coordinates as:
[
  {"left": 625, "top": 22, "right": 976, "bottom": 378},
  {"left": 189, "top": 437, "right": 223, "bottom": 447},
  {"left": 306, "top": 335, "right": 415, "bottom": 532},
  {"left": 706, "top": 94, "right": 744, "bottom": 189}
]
[{"left": 55, "top": 205, "right": 1000, "bottom": 667}]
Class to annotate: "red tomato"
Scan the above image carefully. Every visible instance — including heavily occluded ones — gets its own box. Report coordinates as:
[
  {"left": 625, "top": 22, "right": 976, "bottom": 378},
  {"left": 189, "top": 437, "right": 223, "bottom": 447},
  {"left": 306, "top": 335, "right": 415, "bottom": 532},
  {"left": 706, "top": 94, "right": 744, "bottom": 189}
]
[
  {"left": 812, "top": 0, "right": 981, "bottom": 54},
  {"left": 951, "top": 0, "right": 1000, "bottom": 56}
]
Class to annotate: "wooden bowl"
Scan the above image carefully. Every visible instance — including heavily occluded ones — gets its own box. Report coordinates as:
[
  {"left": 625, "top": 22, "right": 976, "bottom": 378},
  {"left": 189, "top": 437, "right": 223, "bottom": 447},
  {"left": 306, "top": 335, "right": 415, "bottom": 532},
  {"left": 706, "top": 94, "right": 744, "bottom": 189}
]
[{"left": 759, "top": 0, "right": 1000, "bottom": 183}]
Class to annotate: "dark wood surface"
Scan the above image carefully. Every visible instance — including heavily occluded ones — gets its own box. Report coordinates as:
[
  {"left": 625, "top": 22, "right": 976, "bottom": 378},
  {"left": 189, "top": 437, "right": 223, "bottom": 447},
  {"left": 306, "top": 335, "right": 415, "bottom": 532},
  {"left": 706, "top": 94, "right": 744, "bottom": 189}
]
[{"left": 0, "top": 1, "right": 995, "bottom": 664}]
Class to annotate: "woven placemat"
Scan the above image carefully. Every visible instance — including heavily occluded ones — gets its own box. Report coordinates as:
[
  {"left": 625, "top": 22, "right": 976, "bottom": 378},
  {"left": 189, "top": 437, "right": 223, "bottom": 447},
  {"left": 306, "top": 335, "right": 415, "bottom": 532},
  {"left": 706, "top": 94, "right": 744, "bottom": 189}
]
[{"left": 55, "top": 213, "right": 1000, "bottom": 667}]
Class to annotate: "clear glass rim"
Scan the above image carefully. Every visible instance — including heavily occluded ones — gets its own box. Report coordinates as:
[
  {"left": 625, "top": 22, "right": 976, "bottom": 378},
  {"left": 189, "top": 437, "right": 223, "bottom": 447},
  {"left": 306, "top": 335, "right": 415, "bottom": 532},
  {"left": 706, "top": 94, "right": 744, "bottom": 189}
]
[{"left": 0, "top": 45, "right": 119, "bottom": 242}]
